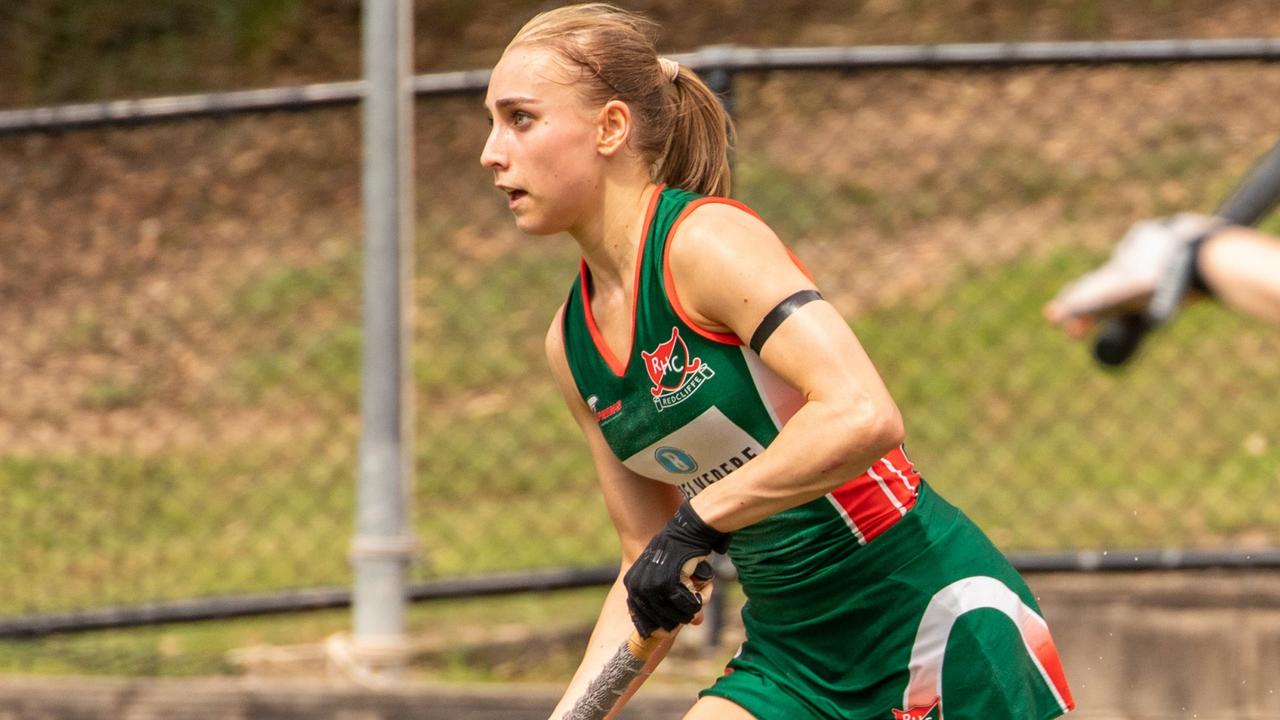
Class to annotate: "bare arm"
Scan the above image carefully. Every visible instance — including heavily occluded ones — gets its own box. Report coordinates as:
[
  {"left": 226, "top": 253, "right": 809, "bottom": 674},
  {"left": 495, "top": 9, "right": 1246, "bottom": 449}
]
[
  {"left": 667, "top": 204, "right": 905, "bottom": 532},
  {"left": 1045, "top": 217, "right": 1280, "bottom": 338},
  {"left": 543, "top": 306, "right": 693, "bottom": 719},
  {"left": 1198, "top": 227, "right": 1280, "bottom": 326}
]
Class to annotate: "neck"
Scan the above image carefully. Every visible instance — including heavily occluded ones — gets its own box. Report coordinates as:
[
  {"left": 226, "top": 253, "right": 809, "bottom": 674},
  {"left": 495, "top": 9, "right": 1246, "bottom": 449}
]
[{"left": 571, "top": 174, "right": 660, "bottom": 290}]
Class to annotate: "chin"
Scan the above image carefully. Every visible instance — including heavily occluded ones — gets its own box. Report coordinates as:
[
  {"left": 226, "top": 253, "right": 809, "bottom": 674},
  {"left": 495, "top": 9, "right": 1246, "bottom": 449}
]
[{"left": 514, "top": 213, "right": 566, "bottom": 237}]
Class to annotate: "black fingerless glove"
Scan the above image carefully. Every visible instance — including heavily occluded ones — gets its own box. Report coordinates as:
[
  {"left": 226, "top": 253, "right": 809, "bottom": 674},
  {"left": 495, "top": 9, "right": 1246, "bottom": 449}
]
[{"left": 623, "top": 501, "right": 731, "bottom": 638}]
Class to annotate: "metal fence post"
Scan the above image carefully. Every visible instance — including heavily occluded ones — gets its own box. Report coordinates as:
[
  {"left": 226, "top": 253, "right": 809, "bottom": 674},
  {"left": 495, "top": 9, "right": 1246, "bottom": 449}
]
[
  {"left": 701, "top": 55, "right": 735, "bottom": 653},
  {"left": 347, "top": 0, "right": 416, "bottom": 681}
]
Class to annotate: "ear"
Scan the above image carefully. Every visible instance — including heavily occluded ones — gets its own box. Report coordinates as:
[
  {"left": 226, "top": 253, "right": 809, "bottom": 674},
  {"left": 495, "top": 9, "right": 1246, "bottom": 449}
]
[{"left": 595, "top": 99, "right": 631, "bottom": 157}]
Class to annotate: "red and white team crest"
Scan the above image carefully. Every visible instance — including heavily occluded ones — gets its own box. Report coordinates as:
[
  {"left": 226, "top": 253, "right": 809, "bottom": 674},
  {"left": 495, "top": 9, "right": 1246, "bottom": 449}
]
[
  {"left": 640, "top": 327, "right": 715, "bottom": 412},
  {"left": 893, "top": 697, "right": 940, "bottom": 720}
]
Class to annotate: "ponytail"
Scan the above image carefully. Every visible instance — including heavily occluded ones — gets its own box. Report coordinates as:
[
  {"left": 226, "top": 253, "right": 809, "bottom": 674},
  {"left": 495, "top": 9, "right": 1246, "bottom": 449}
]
[{"left": 658, "top": 65, "right": 735, "bottom": 197}]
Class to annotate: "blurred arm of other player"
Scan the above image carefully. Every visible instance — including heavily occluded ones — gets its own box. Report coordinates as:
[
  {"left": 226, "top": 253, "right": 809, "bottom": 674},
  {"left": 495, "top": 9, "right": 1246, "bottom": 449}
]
[{"left": 1045, "top": 213, "right": 1280, "bottom": 335}]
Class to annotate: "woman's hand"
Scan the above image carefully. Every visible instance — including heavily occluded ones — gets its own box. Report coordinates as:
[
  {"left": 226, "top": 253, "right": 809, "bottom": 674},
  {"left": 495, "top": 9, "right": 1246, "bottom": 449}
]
[{"left": 622, "top": 504, "right": 726, "bottom": 638}]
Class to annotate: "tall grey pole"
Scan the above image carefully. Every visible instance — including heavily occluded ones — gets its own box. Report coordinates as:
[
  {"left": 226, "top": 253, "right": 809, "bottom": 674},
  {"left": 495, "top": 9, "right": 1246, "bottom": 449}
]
[
  {"left": 702, "top": 65, "right": 733, "bottom": 654},
  {"left": 350, "top": 0, "right": 415, "bottom": 680}
]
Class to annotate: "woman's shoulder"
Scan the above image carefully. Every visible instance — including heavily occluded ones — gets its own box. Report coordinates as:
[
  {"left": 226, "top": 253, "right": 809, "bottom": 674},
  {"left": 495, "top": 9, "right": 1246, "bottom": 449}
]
[
  {"left": 664, "top": 193, "right": 815, "bottom": 336},
  {"left": 668, "top": 195, "right": 784, "bottom": 267}
]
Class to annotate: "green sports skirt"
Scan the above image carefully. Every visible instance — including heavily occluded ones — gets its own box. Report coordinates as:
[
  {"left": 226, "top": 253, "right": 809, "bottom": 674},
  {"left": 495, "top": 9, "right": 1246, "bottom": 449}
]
[{"left": 701, "top": 480, "right": 1075, "bottom": 720}]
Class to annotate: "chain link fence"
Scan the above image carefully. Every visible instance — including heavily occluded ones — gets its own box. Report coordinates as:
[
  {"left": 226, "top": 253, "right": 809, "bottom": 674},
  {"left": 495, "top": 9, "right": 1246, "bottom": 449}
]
[
  {"left": 735, "top": 61, "right": 1280, "bottom": 551},
  {"left": 2, "top": 50, "right": 1279, "bottom": 675}
]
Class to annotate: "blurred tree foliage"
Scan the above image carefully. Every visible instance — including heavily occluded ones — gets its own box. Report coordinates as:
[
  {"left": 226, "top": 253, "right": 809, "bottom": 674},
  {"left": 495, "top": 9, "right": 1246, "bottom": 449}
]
[{"left": 0, "top": 0, "right": 321, "bottom": 105}]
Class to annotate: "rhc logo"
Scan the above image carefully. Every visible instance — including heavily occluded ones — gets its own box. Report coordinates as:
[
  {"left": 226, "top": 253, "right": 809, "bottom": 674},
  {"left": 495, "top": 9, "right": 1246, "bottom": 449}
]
[
  {"left": 892, "top": 697, "right": 940, "bottom": 720},
  {"left": 640, "top": 327, "right": 714, "bottom": 411}
]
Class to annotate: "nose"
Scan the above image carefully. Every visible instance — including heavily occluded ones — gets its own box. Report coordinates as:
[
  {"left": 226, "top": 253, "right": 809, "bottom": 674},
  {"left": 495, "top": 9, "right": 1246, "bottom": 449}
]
[{"left": 480, "top": 125, "right": 506, "bottom": 171}]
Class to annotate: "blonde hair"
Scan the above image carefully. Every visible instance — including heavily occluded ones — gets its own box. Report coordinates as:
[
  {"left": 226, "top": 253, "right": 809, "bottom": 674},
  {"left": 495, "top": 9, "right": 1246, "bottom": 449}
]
[{"left": 509, "top": 3, "right": 734, "bottom": 197}]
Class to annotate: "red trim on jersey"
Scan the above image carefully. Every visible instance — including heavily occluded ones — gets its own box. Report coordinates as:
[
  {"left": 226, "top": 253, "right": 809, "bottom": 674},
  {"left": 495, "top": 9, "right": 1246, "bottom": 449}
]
[
  {"left": 579, "top": 184, "right": 666, "bottom": 377},
  {"left": 664, "top": 197, "right": 817, "bottom": 346},
  {"left": 829, "top": 445, "right": 920, "bottom": 543}
]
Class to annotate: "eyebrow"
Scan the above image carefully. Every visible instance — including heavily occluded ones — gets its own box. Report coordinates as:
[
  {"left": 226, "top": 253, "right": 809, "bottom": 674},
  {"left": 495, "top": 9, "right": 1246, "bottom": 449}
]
[{"left": 490, "top": 96, "right": 542, "bottom": 111}]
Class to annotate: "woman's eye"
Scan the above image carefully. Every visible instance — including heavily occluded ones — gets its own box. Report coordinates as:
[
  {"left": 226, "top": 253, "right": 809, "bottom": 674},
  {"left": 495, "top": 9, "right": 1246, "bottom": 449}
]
[{"left": 512, "top": 111, "right": 532, "bottom": 127}]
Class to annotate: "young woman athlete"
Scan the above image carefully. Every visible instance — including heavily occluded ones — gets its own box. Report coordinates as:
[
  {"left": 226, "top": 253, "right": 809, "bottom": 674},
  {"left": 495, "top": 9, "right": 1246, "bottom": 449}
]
[{"left": 481, "top": 5, "right": 1075, "bottom": 719}]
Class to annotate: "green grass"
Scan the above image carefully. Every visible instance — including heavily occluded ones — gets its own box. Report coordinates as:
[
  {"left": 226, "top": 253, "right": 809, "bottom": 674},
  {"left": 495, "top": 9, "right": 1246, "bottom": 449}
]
[
  {"left": 0, "top": 587, "right": 613, "bottom": 679},
  {"left": 0, "top": 452, "right": 355, "bottom": 616},
  {"left": 224, "top": 323, "right": 362, "bottom": 404},
  {"left": 79, "top": 378, "right": 148, "bottom": 410},
  {"left": 231, "top": 260, "right": 348, "bottom": 321},
  {"left": 220, "top": 251, "right": 362, "bottom": 403}
]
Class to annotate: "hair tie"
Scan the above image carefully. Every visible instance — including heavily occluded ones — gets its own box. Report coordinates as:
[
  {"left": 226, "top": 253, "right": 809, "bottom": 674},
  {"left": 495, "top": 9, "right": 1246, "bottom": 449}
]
[{"left": 658, "top": 57, "right": 680, "bottom": 84}]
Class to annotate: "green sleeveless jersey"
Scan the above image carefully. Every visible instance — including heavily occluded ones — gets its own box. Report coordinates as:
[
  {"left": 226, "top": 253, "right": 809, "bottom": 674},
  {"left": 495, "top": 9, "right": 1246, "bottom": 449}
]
[{"left": 561, "top": 186, "right": 921, "bottom": 586}]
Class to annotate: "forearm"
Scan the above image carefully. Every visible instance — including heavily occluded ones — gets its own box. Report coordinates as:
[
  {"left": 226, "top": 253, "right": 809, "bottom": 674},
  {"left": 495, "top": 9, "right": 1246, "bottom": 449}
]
[
  {"left": 548, "top": 570, "right": 677, "bottom": 719},
  {"left": 1200, "top": 227, "right": 1280, "bottom": 326},
  {"left": 689, "top": 397, "right": 903, "bottom": 533}
]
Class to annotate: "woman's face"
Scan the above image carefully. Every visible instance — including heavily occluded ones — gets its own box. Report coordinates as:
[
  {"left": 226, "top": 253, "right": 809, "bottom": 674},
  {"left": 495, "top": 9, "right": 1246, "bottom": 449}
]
[{"left": 481, "top": 45, "right": 603, "bottom": 236}]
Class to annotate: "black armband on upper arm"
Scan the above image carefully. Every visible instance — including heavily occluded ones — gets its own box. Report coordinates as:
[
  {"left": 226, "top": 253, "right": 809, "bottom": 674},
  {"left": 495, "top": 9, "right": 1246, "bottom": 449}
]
[{"left": 749, "top": 289, "right": 823, "bottom": 355}]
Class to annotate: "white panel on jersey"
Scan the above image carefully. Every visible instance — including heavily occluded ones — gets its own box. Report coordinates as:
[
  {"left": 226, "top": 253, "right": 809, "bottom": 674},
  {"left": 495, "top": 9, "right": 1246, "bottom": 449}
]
[
  {"left": 740, "top": 348, "right": 805, "bottom": 430},
  {"left": 623, "top": 406, "right": 764, "bottom": 490}
]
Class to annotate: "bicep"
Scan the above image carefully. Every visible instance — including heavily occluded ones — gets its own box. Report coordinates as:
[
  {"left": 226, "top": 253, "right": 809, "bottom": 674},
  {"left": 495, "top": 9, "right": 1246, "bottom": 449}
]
[
  {"left": 544, "top": 311, "right": 682, "bottom": 560},
  {"left": 757, "top": 301, "right": 898, "bottom": 416}
]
